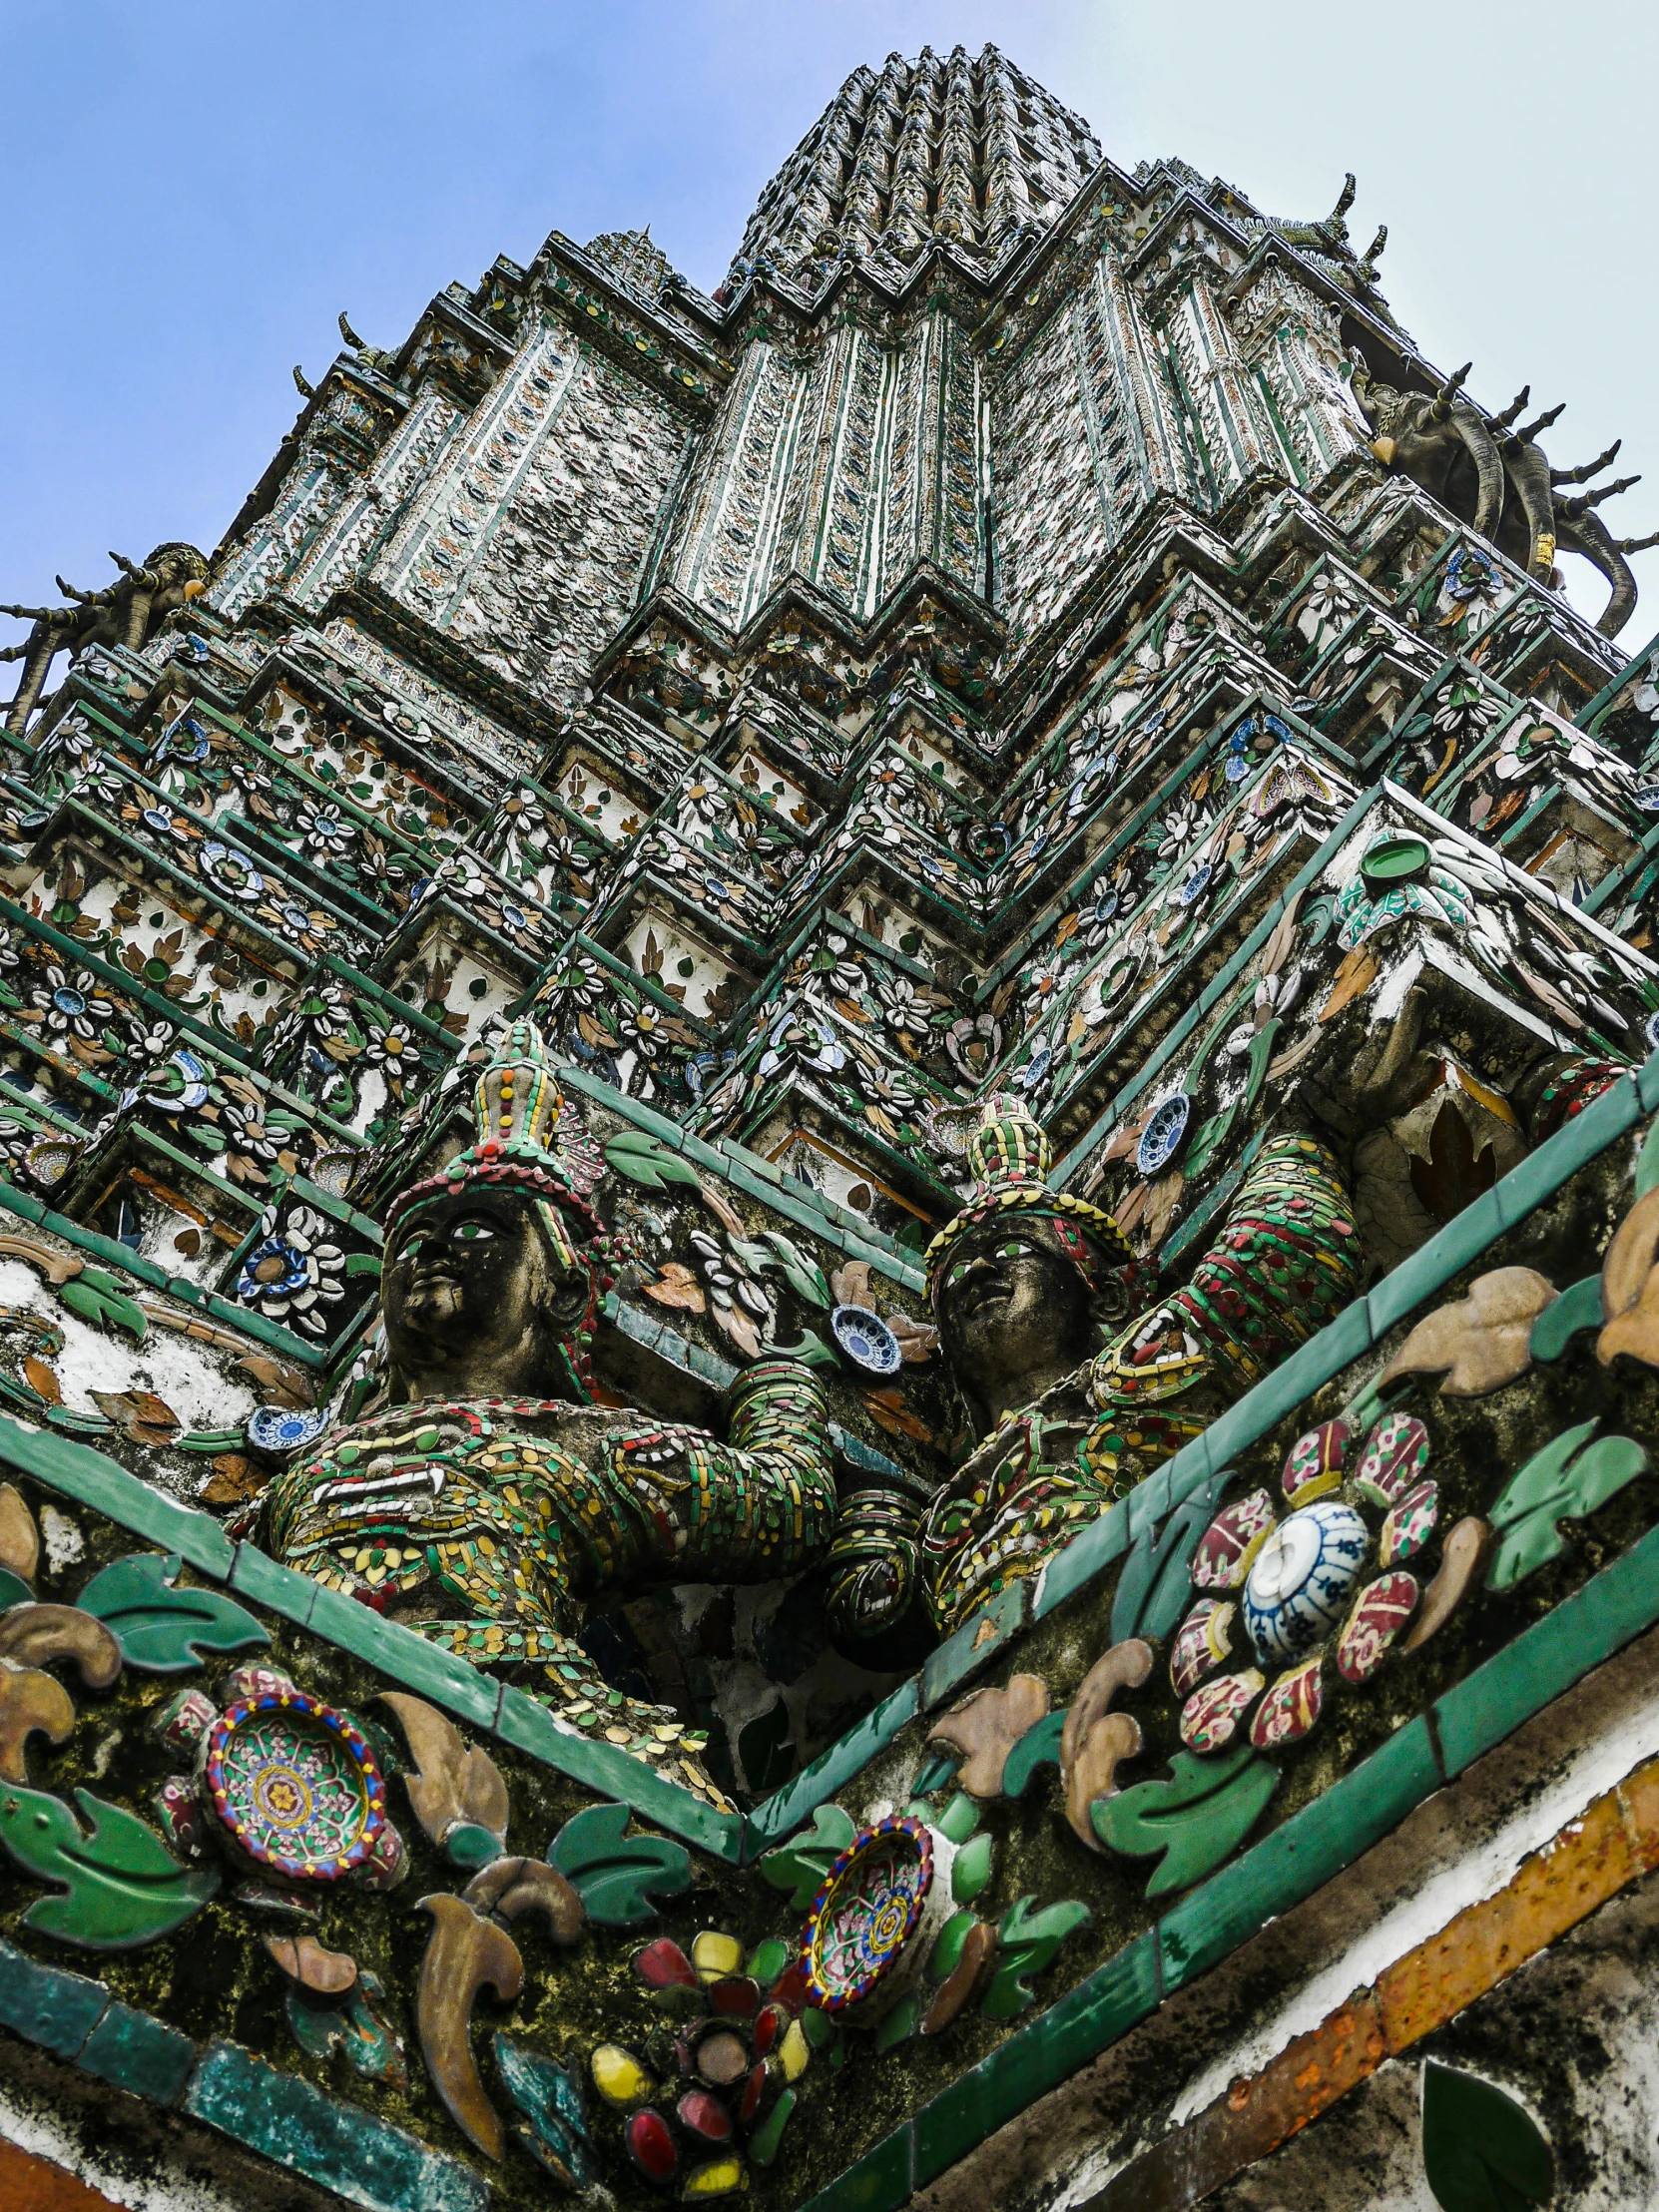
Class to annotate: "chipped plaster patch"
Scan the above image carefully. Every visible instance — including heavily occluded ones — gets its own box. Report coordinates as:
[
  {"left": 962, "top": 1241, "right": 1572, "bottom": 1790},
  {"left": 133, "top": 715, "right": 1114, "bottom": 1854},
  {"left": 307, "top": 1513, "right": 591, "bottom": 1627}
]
[{"left": 39, "top": 1504, "right": 83, "bottom": 1574}]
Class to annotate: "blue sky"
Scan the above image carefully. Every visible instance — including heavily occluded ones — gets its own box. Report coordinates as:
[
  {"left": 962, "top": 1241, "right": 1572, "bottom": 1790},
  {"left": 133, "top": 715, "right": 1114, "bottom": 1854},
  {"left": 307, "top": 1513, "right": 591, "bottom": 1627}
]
[{"left": 3, "top": 0, "right": 1654, "bottom": 644}]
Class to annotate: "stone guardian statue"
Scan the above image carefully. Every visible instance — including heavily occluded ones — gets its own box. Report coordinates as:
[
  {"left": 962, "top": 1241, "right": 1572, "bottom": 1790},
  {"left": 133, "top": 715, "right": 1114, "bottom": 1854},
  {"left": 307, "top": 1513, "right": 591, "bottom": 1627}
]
[{"left": 262, "top": 1020, "right": 835, "bottom": 1807}]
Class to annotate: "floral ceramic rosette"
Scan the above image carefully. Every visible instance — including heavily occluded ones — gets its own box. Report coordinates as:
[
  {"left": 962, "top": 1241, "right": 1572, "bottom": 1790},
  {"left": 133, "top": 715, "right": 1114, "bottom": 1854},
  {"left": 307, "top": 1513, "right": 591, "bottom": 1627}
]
[
  {"left": 154, "top": 1664, "right": 405, "bottom": 1891},
  {"left": 802, "top": 1814, "right": 952, "bottom": 2024},
  {"left": 590, "top": 1927, "right": 820, "bottom": 2195},
  {"left": 1170, "top": 1408, "right": 1464, "bottom": 1756}
]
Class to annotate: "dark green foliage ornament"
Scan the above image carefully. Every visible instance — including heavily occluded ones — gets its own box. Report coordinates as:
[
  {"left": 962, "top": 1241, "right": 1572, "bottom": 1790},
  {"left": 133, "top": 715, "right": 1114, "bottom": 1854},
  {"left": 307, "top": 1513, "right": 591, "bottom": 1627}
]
[
  {"left": 76, "top": 1552, "right": 271, "bottom": 1672},
  {"left": 1093, "top": 1744, "right": 1279, "bottom": 1897},
  {"left": 759, "top": 1802, "right": 857, "bottom": 1910},
  {"left": 59, "top": 1266, "right": 148, "bottom": 1343},
  {"left": 981, "top": 1895, "right": 1091, "bottom": 2019},
  {"left": 1420, "top": 2059, "right": 1554, "bottom": 2211},
  {"left": 494, "top": 2033, "right": 599, "bottom": 2186},
  {"left": 1486, "top": 1419, "right": 1648, "bottom": 1590},
  {"left": 0, "top": 1783, "right": 219, "bottom": 1946},
  {"left": 603, "top": 1129, "right": 701, "bottom": 1191},
  {"left": 547, "top": 1802, "right": 692, "bottom": 1925}
]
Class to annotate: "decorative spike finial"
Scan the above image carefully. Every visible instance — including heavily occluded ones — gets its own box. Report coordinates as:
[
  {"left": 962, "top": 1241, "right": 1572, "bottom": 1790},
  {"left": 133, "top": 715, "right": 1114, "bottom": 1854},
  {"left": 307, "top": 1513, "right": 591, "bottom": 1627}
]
[
  {"left": 1517, "top": 402, "right": 1565, "bottom": 442},
  {"left": 471, "top": 1018, "right": 565, "bottom": 1158},
  {"left": 1429, "top": 362, "right": 1472, "bottom": 423}
]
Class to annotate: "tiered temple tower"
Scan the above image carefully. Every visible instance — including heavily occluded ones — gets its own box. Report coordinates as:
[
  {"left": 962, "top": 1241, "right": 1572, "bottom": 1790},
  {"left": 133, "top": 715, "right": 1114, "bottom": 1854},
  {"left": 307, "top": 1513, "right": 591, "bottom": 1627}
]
[{"left": 4, "top": 44, "right": 1659, "bottom": 2212}]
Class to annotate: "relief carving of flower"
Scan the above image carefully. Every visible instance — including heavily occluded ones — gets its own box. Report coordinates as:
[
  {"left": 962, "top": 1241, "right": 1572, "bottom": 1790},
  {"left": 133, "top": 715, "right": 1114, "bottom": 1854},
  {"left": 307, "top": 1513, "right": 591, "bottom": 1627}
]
[
  {"left": 199, "top": 840, "right": 265, "bottom": 903},
  {"left": 236, "top": 1203, "right": 346, "bottom": 1338},
  {"left": 945, "top": 1011, "right": 1001, "bottom": 1080},
  {"left": 30, "top": 964, "right": 114, "bottom": 1041}
]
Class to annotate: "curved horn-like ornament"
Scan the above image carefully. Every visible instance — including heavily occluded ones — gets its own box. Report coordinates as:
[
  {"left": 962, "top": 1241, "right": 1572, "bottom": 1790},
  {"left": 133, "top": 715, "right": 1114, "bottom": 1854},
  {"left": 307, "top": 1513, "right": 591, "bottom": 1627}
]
[
  {"left": 1428, "top": 361, "right": 1472, "bottom": 424},
  {"left": 461, "top": 1856, "right": 586, "bottom": 1943},
  {"left": 1552, "top": 438, "right": 1621, "bottom": 486},
  {"left": 1450, "top": 405, "right": 1507, "bottom": 542},
  {"left": 0, "top": 1605, "right": 122, "bottom": 1689},
  {"left": 0, "top": 1662, "right": 74, "bottom": 1782},
  {"left": 1517, "top": 402, "right": 1565, "bottom": 443},
  {"left": 414, "top": 1894, "right": 524, "bottom": 2160}
]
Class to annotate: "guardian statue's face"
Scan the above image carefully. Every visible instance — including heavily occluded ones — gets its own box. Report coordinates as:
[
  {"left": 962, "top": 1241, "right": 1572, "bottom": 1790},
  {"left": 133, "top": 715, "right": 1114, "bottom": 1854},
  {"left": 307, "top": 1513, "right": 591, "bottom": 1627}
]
[
  {"left": 381, "top": 1186, "right": 588, "bottom": 1405},
  {"left": 933, "top": 1220, "right": 1097, "bottom": 1424}
]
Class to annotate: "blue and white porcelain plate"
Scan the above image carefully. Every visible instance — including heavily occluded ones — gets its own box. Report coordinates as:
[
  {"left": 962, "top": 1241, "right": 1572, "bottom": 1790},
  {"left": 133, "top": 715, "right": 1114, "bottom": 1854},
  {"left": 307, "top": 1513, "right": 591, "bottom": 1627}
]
[
  {"left": 830, "top": 1305, "right": 902, "bottom": 1377},
  {"left": 247, "top": 1405, "right": 329, "bottom": 1458},
  {"left": 1137, "top": 1093, "right": 1191, "bottom": 1179},
  {"left": 1242, "top": 1498, "right": 1370, "bottom": 1663}
]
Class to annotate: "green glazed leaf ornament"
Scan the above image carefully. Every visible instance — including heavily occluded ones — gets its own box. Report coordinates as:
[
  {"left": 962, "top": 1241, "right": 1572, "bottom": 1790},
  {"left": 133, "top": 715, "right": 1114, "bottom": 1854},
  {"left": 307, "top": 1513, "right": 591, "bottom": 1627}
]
[
  {"left": 760, "top": 1231, "right": 832, "bottom": 1309},
  {"left": 547, "top": 1802, "right": 691, "bottom": 1925},
  {"left": 1001, "top": 1709, "right": 1066, "bottom": 1799},
  {"left": 494, "top": 2034, "right": 599, "bottom": 2187},
  {"left": 1528, "top": 1276, "right": 1603, "bottom": 1365},
  {"left": 602, "top": 1130, "right": 701, "bottom": 1191},
  {"left": 1092, "top": 1744, "right": 1279, "bottom": 1898},
  {"left": 76, "top": 1552, "right": 271, "bottom": 1672},
  {"left": 758, "top": 1801, "right": 857, "bottom": 1909},
  {"left": 1485, "top": 1418, "right": 1649, "bottom": 1591},
  {"left": 1110, "top": 1467, "right": 1231, "bottom": 1644},
  {"left": 0, "top": 1783, "right": 219, "bottom": 1946},
  {"left": 59, "top": 1266, "right": 148, "bottom": 1343},
  {"left": 981, "top": 1894, "right": 1091, "bottom": 2019},
  {"left": 1420, "top": 2059, "right": 1554, "bottom": 2211}
]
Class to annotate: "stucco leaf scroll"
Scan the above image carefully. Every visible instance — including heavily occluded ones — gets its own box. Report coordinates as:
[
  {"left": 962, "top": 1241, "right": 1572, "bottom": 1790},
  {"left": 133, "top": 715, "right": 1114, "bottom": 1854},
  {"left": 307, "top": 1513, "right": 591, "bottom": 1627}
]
[
  {"left": 1597, "top": 1184, "right": 1659, "bottom": 1370},
  {"left": 265, "top": 1933, "right": 358, "bottom": 1994},
  {"left": 462, "top": 1855, "right": 586, "bottom": 1944},
  {"left": 981, "top": 1896, "right": 1092, "bottom": 2019},
  {"left": 1060, "top": 1638, "right": 1153, "bottom": 1850},
  {"left": 1403, "top": 1517, "right": 1491, "bottom": 1650},
  {"left": 1317, "top": 944, "right": 1379, "bottom": 1023},
  {"left": 379, "top": 1691, "right": 509, "bottom": 1860},
  {"left": 926, "top": 1673, "right": 1050, "bottom": 1798},
  {"left": 414, "top": 1892, "right": 524, "bottom": 2161},
  {"left": 0, "top": 1604, "right": 121, "bottom": 1689},
  {"left": 1377, "top": 1267, "right": 1558, "bottom": 1397},
  {"left": 0, "top": 1664, "right": 74, "bottom": 1781},
  {"left": 0, "top": 1485, "right": 39, "bottom": 1585}
]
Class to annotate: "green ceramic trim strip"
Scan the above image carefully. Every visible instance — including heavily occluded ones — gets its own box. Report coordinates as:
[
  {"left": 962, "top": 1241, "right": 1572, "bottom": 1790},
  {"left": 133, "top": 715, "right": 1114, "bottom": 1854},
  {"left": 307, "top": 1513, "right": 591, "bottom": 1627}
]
[
  {"left": 184, "top": 2036, "right": 489, "bottom": 2212},
  {"left": 1577, "top": 625, "right": 1659, "bottom": 734},
  {"left": 802, "top": 1514, "right": 1659, "bottom": 2212}
]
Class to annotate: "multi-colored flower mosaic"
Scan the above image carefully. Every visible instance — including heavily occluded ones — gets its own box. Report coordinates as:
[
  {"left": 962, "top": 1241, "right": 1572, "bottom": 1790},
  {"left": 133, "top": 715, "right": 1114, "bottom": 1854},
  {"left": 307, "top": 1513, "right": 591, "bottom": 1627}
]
[
  {"left": 1171, "top": 1409, "right": 1454, "bottom": 1756},
  {"left": 591, "top": 1929, "right": 817, "bottom": 2193}
]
